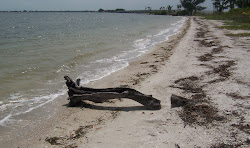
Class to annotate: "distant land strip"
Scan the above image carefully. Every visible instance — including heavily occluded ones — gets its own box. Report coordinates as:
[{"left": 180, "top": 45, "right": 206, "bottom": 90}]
[{"left": 0, "top": 10, "right": 173, "bottom": 14}]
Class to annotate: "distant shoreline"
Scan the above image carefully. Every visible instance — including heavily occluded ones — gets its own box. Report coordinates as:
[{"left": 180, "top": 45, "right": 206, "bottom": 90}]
[
  {"left": 0, "top": 10, "right": 96, "bottom": 13},
  {"left": 0, "top": 10, "right": 174, "bottom": 14},
  {"left": 0, "top": 10, "right": 213, "bottom": 15}
]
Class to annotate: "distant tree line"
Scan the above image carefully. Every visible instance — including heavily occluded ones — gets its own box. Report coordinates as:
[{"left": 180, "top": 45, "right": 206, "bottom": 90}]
[
  {"left": 157, "top": 0, "right": 249, "bottom": 16},
  {"left": 97, "top": 0, "right": 249, "bottom": 16},
  {"left": 98, "top": 8, "right": 125, "bottom": 12},
  {"left": 97, "top": 0, "right": 207, "bottom": 16},
  {"left": 212, "top": 0, "right": 250, "bottom": 13},
  {"left": 179, "top": 0, "right": 206, "bottom": 15},
  {"left": 156, "top": 0, "right": 207, "bottom": 16}
]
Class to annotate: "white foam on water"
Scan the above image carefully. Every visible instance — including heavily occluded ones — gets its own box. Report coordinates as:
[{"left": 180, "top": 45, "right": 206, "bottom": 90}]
[
  {"left": 153, "top": 17, "right": 187, "bottom": 42},
  {"left": 18, "top": 90, "right": 65, "bottom": 115},
  {"left": 154, "top": 28, "right": 171, "bottom": 37},
  {"left": 79, "top": 61, "right": 129, "bottom": 85},
  {"left": 86, "top": 17, "right": 187, "bottom": 87},
  {"left": 133, "top": 37, "right": 152, "bottom": 50},
  {"left": 0, "top": 90, "right": 66, "bottom": 126},
  {"left": 0, "top": 114, "right": 12, "bottom": 126}
]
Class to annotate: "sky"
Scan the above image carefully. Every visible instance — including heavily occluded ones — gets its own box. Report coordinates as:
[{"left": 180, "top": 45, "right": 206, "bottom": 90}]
[{"left": 0, "top": 0, "right": 214, "bottom": 11}]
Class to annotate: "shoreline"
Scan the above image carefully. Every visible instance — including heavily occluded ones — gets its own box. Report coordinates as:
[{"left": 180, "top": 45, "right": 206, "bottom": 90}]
[
  {"left": 0, "top": 16, "right": 190, "bottom": 147},
  {"left": 82, "top": 17, "right": 249, "bottom": 147},
  {"left": 3, "top": 16, "right": 250, "bottom": 147},
  {"left": 0, "top": 15, "right": 186, "bottom": 129}
]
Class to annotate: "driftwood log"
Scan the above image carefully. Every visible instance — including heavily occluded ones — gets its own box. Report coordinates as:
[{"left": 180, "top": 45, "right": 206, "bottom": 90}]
[
  {"left": 64, "top": 76, "right": 161, "bottom": 110},
  {"left": 170, "top": 94, "right": 194, "bottom": 108}
]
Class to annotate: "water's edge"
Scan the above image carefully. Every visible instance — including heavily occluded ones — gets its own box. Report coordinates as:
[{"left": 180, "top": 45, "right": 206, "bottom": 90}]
[{"left": 0, "top": 14, "right": 186, "bottom": 132}]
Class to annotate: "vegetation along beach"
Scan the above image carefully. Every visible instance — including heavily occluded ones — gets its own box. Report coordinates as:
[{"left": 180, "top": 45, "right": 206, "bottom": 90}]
[{"left": 0, "top": 0, "right": 249, "bottom": 147}]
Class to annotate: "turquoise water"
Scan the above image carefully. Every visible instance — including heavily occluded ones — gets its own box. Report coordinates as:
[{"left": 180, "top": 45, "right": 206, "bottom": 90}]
[{"left": 0, "top": 12, "right": 185, "bottom": 126}]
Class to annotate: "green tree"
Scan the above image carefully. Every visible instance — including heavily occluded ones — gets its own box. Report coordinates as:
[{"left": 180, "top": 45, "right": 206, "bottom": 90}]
[
  {"left": 167, "top": 5, "right": 173, "bottom": 13},
  {"left": 177, "top": 4, "right": 182, "bottom": 11},
  {"left": 194, "top": 0, "right": 207, "bottom": 14},
  {"left": 212, "top": 0, "right": 229, "bottom": 13},
  {"left": 160, "top": 7, "right": 166, "bottom": 10},
  {"left": 227, "top": 0, "right": 236, "bottom": 9},
  {"left": 145, "top": 6, "right": 152, "bottom": 11},
  {"left": 213, "top": 0, "right": 250, "bottom": 12},
  {"left": 98, "top": 8, "right": 104, "bottom": 12},
  {"left": 235, "top": 0, "right": 250, "bottom": 8},
  {"left": 180, "top": 0, "right": 206, "bottom": 15}
]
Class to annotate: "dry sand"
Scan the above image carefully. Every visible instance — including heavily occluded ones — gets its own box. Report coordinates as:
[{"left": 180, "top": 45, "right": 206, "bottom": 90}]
[{"left": 3, "top": 17, "right": 250, "bottom": 148}]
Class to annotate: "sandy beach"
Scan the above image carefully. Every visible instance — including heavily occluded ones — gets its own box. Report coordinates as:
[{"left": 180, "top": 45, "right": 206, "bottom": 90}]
[{"left": 3, "top": 17, "right": 250, "bottom": 148}]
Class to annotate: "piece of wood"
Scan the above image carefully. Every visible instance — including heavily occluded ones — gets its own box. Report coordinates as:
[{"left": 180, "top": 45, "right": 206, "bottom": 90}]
[
  {"left": 64, "top": 76, "right": 161, "bottom": 110},
  {"left": 170, "top": 94, "right": 194, "bottom": 108}
]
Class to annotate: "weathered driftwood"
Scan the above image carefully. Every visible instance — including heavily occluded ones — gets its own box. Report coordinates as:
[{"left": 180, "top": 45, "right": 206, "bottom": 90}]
[
  {"left": 64, "top": 76, "right": 161, "bottom": 110},
  {"left": 170, "top": 94, "right": 194, "bottom": 108}
]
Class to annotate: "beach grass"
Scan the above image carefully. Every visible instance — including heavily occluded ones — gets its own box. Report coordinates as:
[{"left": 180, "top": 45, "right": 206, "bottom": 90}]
[
  {"left": 225, "top": 32, "right": 250, "bottom": 37},
  {"left": 202, "top": 8, "right": 250, "bottom": 30},
  {"left": 218, "top": 22, "right": 250, "bottom": 30}
]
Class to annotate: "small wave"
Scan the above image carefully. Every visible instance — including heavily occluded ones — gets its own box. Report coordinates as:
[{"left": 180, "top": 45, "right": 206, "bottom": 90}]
[
  {"left": 93, "top": 37, "right": 151, "bottom": 66},
  {"left": 133, "top": 37, "right": 151, "bottom": 50},
  {"left": 0, "top": 114, "right": 12, "bottom": 126},
  {"left": 90, "top": 17, "right": 187, "bottom": 87},
  {"left": 79, "top": 61, "right": 129, "bottom": 85},
  {"left": 0, "top": 103, "right": 11, "bottom": 112},
  {"left": 19, "top": 90, "right": 65, "bottom": 115},
  {"left": 0, "top": 90, "right": 66, "bottom": 126},
  {"left": 156, "top": 17, "right": 186, "bottom": 37},
  {"left": 73, "top": 52, "right": 95, "bottom": 60},
  {"left": 94, "top": 55, "right": 121, "bottom": 63},
  {"left": 154, "top": 28, "right": 171, "bottom": 37}
]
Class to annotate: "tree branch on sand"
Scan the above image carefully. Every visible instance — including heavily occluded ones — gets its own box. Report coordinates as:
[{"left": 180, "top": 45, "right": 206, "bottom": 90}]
[{"left": 64, "top": 76, "right": 161, "bottom": 110}]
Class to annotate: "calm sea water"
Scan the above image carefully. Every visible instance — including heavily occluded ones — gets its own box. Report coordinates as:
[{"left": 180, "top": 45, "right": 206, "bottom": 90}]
[{"left": 0, "top": 12, "right": 185, "bottom": 126}]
